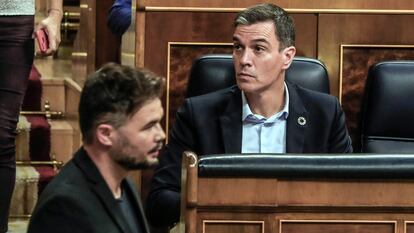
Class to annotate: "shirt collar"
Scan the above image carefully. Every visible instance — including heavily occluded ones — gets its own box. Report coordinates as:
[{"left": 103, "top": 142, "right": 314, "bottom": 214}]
[{"left": 242, "top": 82, "right": 290, "bottom": 123}]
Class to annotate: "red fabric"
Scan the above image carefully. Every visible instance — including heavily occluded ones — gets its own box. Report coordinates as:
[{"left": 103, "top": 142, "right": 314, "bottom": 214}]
[
  {"left": 35, "top": 166, "right": 58, "bottom": 194},
  {"left": 19, "top": 66, "right": 58, "bottom": 196},
  {"left": 27, "top": 115, "right": 51, "bottom": 161},
  {"left": 22, "top": 65, "right": 42, "bottom": 111}
]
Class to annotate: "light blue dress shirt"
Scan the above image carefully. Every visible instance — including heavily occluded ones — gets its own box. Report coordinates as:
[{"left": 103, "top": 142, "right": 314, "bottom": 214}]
[{"left": 241, "top": 83, "right": 289, "bottom": 153}]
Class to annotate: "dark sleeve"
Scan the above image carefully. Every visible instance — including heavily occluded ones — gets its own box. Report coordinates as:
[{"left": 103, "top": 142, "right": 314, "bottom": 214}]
[
  {"left": 27, "top": 195, "right": 92, "bottom": 233},
  {"left": 146, "top": 99, "right": 197, "bottom": 227},
  {"left": 328, "top": 97, "right": 353, "bottom": 153},
  {"left": 107, "top": 0, "right": 132, "bottom": 35}
]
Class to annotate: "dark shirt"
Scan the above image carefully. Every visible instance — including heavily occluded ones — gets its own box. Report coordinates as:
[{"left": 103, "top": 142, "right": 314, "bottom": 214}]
[{"left": 117, "top": 181, "right": 143, "bottom": 233}]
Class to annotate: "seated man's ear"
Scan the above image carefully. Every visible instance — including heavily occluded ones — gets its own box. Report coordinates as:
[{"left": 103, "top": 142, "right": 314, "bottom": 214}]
[
  {"left": 282, "top": 46, "right": 296, "bottom": 70},
  {"left": 95, "top": 124, "right": 115, "bottom": 146}
]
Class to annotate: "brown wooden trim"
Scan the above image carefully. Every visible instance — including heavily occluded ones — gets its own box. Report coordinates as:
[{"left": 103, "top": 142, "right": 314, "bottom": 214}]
[
  {"left": 183, "top": 151, "right": 199, "bottom": 233},
  {"left": 202, "top": 220, "right": 265, "bottom": 233},
  {"left": 135, "top": 11, "right": 146, "bottom": 67},
  {"left": 141, "top": 7, "right": 414, "bottom": 14},
  {"left": 64, "top": 77, "right": 83, "bottom": 93},
  {"left": 195, "top": 205, "right": 414, "bottom": 213},
  {"left": 280, "top": 220, "right": 397, "bottom": 233},
  {"left": 404, "top": 221, "right": 414, "bottom": 233}
]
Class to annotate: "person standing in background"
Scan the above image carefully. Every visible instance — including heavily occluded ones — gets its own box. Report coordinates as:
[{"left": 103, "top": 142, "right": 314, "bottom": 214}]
[
  {"left": 0, "top": 0, "right": 62, "bottom": 232},
  {"left": 107, "top": 0, "right": 132, "bottom": 36}
]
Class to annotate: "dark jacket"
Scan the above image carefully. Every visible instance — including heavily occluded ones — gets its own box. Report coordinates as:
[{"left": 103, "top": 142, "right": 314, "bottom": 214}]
[
  {"left": 147, "top": 83, "right": 352, "bottom": 227},
  {"left": 28, "top": 147, "right": 150, "bottom": 233}
]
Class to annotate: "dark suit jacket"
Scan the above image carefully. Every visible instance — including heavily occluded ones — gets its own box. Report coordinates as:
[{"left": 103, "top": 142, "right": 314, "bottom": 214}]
[
  {"left": 27, "top": 147, "right": 150, "bottom": 233},
  {"left": 146, "top": 83, "right": 352, "bottom": 226}
]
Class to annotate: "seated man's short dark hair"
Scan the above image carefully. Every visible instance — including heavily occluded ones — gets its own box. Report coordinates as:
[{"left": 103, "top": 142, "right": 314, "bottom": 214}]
[
  {"left": 79, "top": 63, "right": 165, "bottom": 144},
  {"left": 234, "top": 3, "right": 295, "bottom": 49}
]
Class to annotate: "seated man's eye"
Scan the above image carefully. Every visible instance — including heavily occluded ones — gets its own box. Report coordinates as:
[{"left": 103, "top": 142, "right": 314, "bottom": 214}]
[
  {"left": 255, "top": 46, "right": 265, "bottom": 52},
  {"left": 233, "top": 44, "right": 242, "bottom": 50}
]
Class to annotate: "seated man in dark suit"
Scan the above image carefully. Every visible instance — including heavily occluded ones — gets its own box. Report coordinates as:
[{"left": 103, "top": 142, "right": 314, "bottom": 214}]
[
  {"left": 146, "top": 3, "right": 353, "bottom": 227},
  {"left": 28, "top": 63, "right": 166, "bottom": 233}
]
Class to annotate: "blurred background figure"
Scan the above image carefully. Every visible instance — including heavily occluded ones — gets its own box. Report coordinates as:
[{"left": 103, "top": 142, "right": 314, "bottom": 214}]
[{"left": 107, "top": 0, "right": 132, "bottom": 36}]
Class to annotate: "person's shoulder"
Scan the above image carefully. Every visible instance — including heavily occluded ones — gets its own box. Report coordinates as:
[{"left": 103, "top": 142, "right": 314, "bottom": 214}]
[
  {"left": 288, "top": 83, "right": 344, "bottom": 121},
  {"left": 28, "top": 186, "right": 93, "bottom": 233},
  {"left": 32, "top": 182, "right": 88, "bottom": 223},
  {"left": 36, "top": 186, "right": 82, "bottom": 206},
  {"left": 289, "top": 82, "right": 337, "bottom": 105},
  {"left": 187, "top": 85, "right": 239, "bottom": 106},
  {"left": 38, "top": 159, "right": 89, "bottom": 202}
]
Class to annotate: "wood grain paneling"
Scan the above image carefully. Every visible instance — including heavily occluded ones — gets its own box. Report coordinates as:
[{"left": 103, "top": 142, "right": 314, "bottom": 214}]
[
  {"left": 145, "top": 12, "right": 235, "bottom": 76},
  {"left": 145, "top": 12, "right": 315, "bottom": 78},
  {"left": 276, "top": 180, "right": 414, "bottom": 207},
  {"left": 64, "top": 79, "right": 82, "bottom": 153},
  {"left": 197, "top": 212, "right": 276, "bottom": 233},
  {"left": 72, "top": 0, "right": 95, "bottom": 86},
  {"left": 198, "top": 178, "right": 279, "bottom": 206},
  {"left": 280, "top": 221, "right": 395, "bottom": 233},
  {"left": 95, "top": 0, "right": 121, "bottom": 68},
  {"left": 196, "top": 178, "right": 414, "bottom": 207},
  {"left": 139, "top": 0, "right": 414, "bottom": 10},
  {"left": 406, "top": 221, "right": 414, "bottom": 233},
  {"left": 318, "top": 14, "right": 414, "bottom": 97},
  {"left": 203, "top": 221, "right": 264, "bottom": 233},
  {"left": 136, "top": 11, "right": 146, "bottom": 67},
  {"left": 340, "top": 45, "right": 414, "bottom": 151}
]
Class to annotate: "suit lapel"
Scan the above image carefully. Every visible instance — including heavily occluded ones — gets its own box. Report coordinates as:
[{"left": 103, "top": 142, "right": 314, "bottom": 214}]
[
  {"left": 286, "top": 83, "right": 308, "bottom": 153},
  {"left": 74, "top": 148, "right": 133, "bottom": 233},
  {"left": 220, "top": 87, "right": 242, "bottom": 153}
]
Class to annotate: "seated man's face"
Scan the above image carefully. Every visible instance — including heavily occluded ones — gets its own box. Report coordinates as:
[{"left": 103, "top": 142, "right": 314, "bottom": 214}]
[
  {"left": 232, "top": 20, "right": 290, "bottom": 95},
  {"left": 109, "top": 98, "right": 165, "bottom": 170}
]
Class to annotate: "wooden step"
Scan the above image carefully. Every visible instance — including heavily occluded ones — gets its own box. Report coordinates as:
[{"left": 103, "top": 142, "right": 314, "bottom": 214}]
[
  {"left": 37, "top": 76, "right": 82, "bottom": 163},
  {"left": 41, "top": 78, "right": 66, "bottom": 113},
  {"left": 16, "top": 116, "right": 31, "bottom": 161},
  {"left": 50, "top": 120, "right": 76, "bottom": 163},
  {"left": 15, "top": 116, "right": 77, "bottom": 164},
  {"left": 9, "top": 166, "right": 39, "bottom": 216},
  {"left": 8, "top": 219, "right": 29, "bottom": 233}
]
